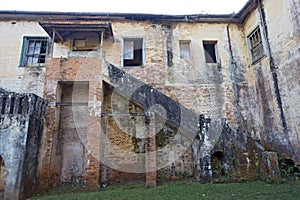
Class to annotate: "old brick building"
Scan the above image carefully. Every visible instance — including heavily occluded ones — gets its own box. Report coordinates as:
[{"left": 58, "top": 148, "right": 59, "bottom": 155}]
[{"left": 0, "top": 0, "right": 299, "bottom": 199}]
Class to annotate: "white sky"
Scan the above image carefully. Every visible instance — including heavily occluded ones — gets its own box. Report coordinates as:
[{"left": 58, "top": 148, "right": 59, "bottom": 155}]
[{"left": 1, "top": 0, "right": 249, "bottom": 15}]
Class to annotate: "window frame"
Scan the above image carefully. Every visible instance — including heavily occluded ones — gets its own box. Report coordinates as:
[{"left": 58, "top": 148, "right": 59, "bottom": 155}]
[
  {"left": 19, "top": 36, "right": 49, "bottom": 67},
  {"left": 121, "top": 37, "right": 145, "bottom": 68},
  {"left": 247, "top": 26, "right": 265, "bottom": 64},
  {"left": 203, "top": 40, "right": 218, "bottom": 64},
  {"left": 71, "top": 32, "right": 101, "bottom": 51},
  {"left": 179, "top": 40, "right": 192, "bottom": 59}
]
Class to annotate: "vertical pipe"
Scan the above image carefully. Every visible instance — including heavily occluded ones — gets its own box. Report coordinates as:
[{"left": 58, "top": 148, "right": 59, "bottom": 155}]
[
  {"left": 226, "top": 13, "right": 243, "bottom": 120},
  {"left": 257, "top": 0, "right": 289, "bottom": 137}
]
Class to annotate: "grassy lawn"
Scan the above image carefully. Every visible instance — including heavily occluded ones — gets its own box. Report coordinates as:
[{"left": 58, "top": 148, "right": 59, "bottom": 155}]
[{"left": 29, "top": 180, "right": 300, "bottom": 200}]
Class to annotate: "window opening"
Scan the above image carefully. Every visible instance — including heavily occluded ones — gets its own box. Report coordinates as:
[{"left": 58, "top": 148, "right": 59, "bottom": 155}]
[
  {"left": 248, "top": 27, "right": 264, "bottom": 63},
  {"left": 123, "top": 38, "right": 143, "bottom": 67},
  {"left": 179, "top": 40, "right": 191, "bottom": 59},
  {"left": 21, "top": 37, "right": 48, "bottom": 67},
  {"left": 203, "top": 41, "right": 217, "bottom": 63}
]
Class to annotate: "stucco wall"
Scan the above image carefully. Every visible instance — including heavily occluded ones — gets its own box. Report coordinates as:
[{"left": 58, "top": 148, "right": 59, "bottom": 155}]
[
  {"left": 0, "top": 21, "right": 48, "bottom": 96},
  {"left": 0, "top": 0, "right": 299, "bottom": 194},
  {"left": 242, "top": 0, "right": 300, "bottom": 164}
]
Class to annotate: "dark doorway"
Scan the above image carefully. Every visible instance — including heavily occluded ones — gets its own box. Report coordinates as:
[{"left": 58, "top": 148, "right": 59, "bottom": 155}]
[
  {"left": 211, "top": 151, "right": 226, "bottom": 177},
  {"left": 57, "top": 81, "right": 89, "bottom": 184},
  {"left": 279, "top": 158, "right": 297, "bottom": 177}
]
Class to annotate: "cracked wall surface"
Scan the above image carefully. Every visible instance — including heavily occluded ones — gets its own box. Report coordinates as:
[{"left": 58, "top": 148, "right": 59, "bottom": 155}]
[
  {"left": 0, "top": 89, "right": 47, "bottom": 200},
  {"left": 0, "top": 0, "right": 299, "bottom": 198}
]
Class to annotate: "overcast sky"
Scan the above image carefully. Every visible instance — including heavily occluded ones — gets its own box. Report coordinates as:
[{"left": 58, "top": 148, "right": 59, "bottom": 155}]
[{"left": 1, "top": 0, "right": 249, "bottom": 15}]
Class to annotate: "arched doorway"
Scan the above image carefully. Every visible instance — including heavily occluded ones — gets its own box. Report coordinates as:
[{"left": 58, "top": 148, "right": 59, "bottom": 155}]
[
  {"left": 0, "top": 156, "right": 7, "bottom": 199},
  {"left": 279, "top": 158, "right": 296, "bottom": 177},
  {"left": 211, "top": 151, "right": 227, "bottom": 178}
]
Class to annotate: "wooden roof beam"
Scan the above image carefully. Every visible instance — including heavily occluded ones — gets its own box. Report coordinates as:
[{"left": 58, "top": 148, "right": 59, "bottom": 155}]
[{"left": 52, "top": 28, "right": 64, "bottom": 42}]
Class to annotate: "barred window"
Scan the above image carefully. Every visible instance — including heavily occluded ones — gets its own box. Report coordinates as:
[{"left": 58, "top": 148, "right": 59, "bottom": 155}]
[
  {"left": 20, "top": 37, "right": 48, "bottom": 67},
  {"left": 248, "top": 27, "right": 264, "bottom": 63}
]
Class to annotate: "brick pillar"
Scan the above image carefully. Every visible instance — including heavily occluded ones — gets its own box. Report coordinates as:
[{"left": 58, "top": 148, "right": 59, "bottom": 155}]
[
  {"left": 85, "top": 116, "right": 101, "bottom": 189},
  {"left": 85, "top": 81, "right": 102, "bottom": 190},
  {"left": 85, "top": 153, "right": 100, "bottom": 189},
  {"left": 145, "top": 111, "right": 157, "bottom": 187}
]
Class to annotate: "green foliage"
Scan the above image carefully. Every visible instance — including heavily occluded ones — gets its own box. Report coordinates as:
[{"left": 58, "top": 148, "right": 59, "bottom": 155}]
[
  {"left": 29, "top": 181, "right": 300, "bottom": 200},
  {"left": 181, "top": 171, "right": 192, "bottom": 178},
  {"left": 283, "top": 166, "right": 294, "bottom": 175}
]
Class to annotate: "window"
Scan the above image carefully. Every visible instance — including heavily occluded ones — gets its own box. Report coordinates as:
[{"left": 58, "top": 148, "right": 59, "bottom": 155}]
[
  {"left": 123, "top": 38, "right": 144, "bottom": 67},
  {"left": 72, "top": 32, "right": 100, "bottom": 51},
  {"left": 179, "top": 40, "right": 191, "bottom": 59},
  {"left": 203, "top": 41, "right": 217, "bottom": 63},
  {"left": 248, "top": 26, "right": 264, "bottom": 63},
  {"left": 73, "top": 38, "right": 86, "bottom": 50},
  {"left": 20, "top": 37, "right": 48, "bottom": 67}
]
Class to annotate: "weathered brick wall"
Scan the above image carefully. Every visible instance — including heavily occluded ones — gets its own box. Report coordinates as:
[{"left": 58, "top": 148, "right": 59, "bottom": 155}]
[
  {"left": 103, "top": 22, "right": 239, "bottom": 125},
  {"left": 0, "top": 0, "right": 299, "bottom": 190},
  {"left": 0, "top": 21, "right": 48, "bottom": 97},
  {"left": 102, "top": 85, "right": 146, "bottom": 183},
  {"left": 264, "top": 0, "right": 300, "bottom": 163},
  {"left": 58, "top": 82, "right": 88, "bottom": 184},
  {"left": 40, "top": 58, "right": 102, "bottom": 189},
  {"left": 241, "top": 0, "right": 300, "bottom": 166}
]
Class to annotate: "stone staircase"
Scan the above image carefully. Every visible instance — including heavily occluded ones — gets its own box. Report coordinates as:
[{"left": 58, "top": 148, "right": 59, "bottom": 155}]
[
  {"left": 101, "top": 62, "right": 230, "bottom": 181},
  {"left": 102, "top": 62, "right": 201, "bottom": 140}
]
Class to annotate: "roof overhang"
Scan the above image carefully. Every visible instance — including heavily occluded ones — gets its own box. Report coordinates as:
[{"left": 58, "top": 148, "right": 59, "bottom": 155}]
[{"left": 39, "top": 21, "right": 114, "bottom": 42}]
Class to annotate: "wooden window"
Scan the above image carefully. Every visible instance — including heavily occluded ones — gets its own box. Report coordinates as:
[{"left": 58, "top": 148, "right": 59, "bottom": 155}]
[
  {"left": 248, "top": 27, "right": 264, "bottom": 63},
  {"left": 124, "top": 40, "right": 134, "bottom": 59},
  {"left": 72, "top": 32, "right": 100, "bottom": 51},
  {"left": 123, "top": 38, "right": 144, "bottom": 67},
  {"left": 73, "top": 38, "right": 86, "bottom": 50},
  {"left": 203, "top": 41, "right": 217, "bottom": 63},
  {"left": 179, "top": 40, "right": 191, "bottom": 59},
  {"left": 20, "top": 37, "right": 48, "bottom": 67}
]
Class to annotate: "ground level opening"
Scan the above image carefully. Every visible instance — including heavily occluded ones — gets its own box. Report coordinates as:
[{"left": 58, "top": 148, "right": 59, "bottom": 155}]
[
  {"left": 57, "top": 81, "right": 89, "bottom": 184},
  {"left": 211, "top": 151, "right": 227, "bottom": 177},
  {"left": 279, "top": 158, "right": 299, "bottom": 177}
]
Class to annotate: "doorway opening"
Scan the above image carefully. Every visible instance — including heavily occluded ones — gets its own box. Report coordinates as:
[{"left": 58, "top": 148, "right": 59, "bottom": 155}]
[
  {"left": 211, "top": 151, "right": 226, "bottom": 177},
  {"left": 57, "top": 81, "right": 89, "bottom": 184}
]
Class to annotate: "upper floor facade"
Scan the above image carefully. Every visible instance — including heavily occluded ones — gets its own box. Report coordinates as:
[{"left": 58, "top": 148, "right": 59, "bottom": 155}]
[{"left": 0, "top": 0, "right": 299, "bottom": 162}]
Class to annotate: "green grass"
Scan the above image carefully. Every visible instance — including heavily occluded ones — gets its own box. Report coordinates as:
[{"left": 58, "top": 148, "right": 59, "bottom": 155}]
[{"left": 28, "top": 180, "right": 300, "bottom": 200}]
